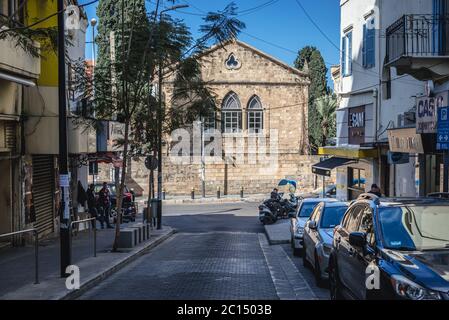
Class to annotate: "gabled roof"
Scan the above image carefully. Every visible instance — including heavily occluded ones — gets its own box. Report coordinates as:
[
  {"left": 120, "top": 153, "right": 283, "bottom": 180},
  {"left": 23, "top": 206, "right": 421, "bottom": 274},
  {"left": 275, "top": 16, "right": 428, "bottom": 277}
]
[{"left": 199, "top": 39, "right": 309, "bottom": 78}]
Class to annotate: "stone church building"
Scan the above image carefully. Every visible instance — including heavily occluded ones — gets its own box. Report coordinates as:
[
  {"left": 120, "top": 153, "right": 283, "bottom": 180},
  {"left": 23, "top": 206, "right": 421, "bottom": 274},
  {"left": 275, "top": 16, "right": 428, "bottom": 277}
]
[{"left": 126, "top": 40, "right": 318, "bottom": 196}]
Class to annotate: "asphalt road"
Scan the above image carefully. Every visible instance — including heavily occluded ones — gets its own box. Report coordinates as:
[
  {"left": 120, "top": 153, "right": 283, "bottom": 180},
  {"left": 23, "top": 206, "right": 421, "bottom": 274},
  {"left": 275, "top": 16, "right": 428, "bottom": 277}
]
[{"left": 79, "top": 202, "right": 328, "bottom": 300}]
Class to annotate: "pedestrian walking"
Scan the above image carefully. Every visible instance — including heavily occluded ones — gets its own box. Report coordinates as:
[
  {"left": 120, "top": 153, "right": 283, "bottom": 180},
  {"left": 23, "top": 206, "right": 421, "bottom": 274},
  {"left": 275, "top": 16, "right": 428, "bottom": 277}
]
[
  {"left": 87, "top": 184, "right": 98, "bottom": 229},
  {"left": 98, "top": 182, "right": 114, "bottom": 229}
]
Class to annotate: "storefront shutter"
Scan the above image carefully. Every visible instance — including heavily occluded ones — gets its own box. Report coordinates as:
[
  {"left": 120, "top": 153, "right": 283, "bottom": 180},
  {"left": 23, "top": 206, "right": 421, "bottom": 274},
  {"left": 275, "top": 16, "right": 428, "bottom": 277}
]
[{"left": 32, "top": 155, "right": 55, "bottom": 238}]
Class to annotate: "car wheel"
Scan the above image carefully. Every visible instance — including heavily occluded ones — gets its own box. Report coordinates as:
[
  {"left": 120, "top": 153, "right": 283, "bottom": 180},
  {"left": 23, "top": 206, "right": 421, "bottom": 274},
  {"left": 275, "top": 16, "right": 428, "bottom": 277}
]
[
  {"left": 293, "top": 247, "right": 302, "bottom": 257},
  {"left": 314, "top": 252, "right": 325, "bottom": 288},
  {"left": 329, "top": 258, "right": 344, "bottom": 300}
]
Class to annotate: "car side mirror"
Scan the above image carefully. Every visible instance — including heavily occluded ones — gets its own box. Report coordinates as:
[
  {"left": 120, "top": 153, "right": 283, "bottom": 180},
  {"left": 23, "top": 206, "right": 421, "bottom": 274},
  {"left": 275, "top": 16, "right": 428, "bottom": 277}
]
[
  {"left": 309, "top": 220, "right": 317, "bottom": 230},
  {"left": 349, "top": 232, "right": 366, "bottom": 248}
]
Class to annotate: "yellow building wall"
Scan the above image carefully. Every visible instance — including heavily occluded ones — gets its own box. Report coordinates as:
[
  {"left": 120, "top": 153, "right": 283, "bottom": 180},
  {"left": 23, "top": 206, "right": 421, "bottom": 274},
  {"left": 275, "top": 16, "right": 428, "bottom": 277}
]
[{"left": 26, "top": 0, "right": 58, "bottom": 87}]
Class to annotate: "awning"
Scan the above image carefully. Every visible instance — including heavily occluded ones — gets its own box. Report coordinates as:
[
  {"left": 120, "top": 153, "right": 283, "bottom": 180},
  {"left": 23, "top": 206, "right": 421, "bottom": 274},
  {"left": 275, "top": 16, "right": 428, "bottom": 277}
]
[
  {"left": 0, "top": 71, "right": 36, "bottom": 87},
  {"left": 318, "top": 146, "right": 379, "bottom": 159},
  {"left": 312, "top": 157, "right": 357, "bottom": 177}
]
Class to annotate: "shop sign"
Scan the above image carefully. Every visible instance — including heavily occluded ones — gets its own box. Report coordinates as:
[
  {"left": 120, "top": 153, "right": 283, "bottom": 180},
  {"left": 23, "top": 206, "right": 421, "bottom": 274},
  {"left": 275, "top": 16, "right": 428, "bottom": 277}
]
[
  {"left": 388, "top": 128, "right": 424, "bottom": 154},
  {"left": 437, "top": 107, "right": 449, "bottom": 150},
  {"left": 416, "top": 92, "right": 448, "bottom": 133},
  {"left": 348, "top": 106, "right": 365, "bottom": 145}
]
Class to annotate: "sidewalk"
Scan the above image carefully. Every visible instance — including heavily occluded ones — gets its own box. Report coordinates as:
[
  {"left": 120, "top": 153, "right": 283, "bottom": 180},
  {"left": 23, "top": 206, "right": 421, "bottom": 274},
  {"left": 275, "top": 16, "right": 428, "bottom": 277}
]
[
  {"left": 264, "top": 219, "right": 291, "bottom": 245},
  {"left": 148, "top": 193, "right": 267, "bottom": 205},
  {"left": 0, "top": 219, "right": 175, "bottom": 300}
]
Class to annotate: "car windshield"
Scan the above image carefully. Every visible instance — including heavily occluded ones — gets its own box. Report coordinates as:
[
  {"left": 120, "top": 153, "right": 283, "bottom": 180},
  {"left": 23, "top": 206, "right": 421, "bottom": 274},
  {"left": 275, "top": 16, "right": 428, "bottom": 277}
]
[
  {"left": 320, "top": 206, "right": 348, "bottom": 228},
  {"left": 379, "top": 206, "right": 449, "bottom": 251},
  {"left": 95, "top": 185, "right": 119, "bottom": 195},
  {"left": 298, "top": 202, "right": 319, "bottom": 218}
]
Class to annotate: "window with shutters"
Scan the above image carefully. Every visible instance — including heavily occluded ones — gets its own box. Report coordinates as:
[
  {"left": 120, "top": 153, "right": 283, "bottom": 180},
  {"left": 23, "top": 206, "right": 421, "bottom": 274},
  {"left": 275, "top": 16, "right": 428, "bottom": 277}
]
[
  {"left": 342, "top": 31, "right": 352, "bottom": 77},
  {"left": 363, "top": 18, "right": 376, "bottom": 69}
]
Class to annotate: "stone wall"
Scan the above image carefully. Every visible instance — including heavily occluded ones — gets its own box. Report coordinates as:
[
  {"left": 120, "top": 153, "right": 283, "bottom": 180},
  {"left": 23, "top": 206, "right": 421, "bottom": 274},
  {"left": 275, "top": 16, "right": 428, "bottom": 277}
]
[{"left": 126, "top": 155, "right": 336, "bottom": 197}]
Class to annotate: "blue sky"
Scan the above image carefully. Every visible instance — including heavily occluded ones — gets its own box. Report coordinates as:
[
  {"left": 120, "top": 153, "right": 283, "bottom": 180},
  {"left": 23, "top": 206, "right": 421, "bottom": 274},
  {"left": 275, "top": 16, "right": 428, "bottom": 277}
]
[{"left": 81, "top": 0, "right": 341, "bottom": 81}]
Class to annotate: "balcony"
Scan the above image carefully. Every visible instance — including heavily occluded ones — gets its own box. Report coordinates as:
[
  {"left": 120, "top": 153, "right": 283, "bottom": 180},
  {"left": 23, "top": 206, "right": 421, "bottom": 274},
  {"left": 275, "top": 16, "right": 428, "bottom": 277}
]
[
  {"left": 386, "top": 14, "right": 449, "bottom": 82},
  {"left": 0, "top": 26, "right": 40, "bottom": 79}
]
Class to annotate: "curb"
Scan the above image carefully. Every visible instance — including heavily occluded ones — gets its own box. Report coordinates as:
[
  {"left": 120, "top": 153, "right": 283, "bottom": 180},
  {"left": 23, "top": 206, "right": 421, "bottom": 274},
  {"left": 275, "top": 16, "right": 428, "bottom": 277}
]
[
  {"left": 264, "top": 222, "right": 291, "bottom": 245},
  {"left": 61, "top": 228, "right": 176, "bottom": 300},
  {"left": 163, "top": 198, "right": 264, "bottom": 205}
]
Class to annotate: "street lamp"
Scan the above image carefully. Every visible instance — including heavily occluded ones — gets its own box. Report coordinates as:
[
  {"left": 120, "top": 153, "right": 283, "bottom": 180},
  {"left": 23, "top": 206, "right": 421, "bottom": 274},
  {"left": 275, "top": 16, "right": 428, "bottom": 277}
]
[
  {"left": 156, "top": 4, "right": 189, "bottom": 229},
  {"left": 90, "top": 18, "right": 97, "bottom": 68}
]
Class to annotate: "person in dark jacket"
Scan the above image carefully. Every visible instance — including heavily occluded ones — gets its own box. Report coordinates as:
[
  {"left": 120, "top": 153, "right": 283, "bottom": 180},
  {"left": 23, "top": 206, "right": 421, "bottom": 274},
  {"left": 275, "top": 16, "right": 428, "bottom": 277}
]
[
  {"left": 98, "top": 182, "right": 113, "bottom": 229},
  {"left": 368, "top": 184, "right": 382, "bottom": 197},
  {"left": 86, "top": 184, "right": 98, "bottom": 229}
]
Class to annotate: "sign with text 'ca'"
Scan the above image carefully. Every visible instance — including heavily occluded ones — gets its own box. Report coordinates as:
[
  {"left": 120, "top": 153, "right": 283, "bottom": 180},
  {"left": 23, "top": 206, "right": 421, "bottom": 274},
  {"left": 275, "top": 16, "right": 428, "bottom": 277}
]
[{"left": 416, "top": 92, "right": 448, "bottom": 133}]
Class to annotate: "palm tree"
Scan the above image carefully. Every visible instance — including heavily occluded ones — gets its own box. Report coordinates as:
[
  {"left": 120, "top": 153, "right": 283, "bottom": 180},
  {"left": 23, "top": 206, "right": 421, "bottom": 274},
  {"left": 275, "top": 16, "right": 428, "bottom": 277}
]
[{"left": 315, "top": 94, "right": 338, "bottom": 147}]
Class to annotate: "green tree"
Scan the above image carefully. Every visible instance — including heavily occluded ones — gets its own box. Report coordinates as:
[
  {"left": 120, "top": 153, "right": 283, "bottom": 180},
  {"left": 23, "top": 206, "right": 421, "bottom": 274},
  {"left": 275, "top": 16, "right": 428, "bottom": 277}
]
[
  {"left": 295, "top": 46, "right": 329, "bottom": 153},
  {"left": 314, "top": 94, "right": 337, "bottom": 147},
  {"left": 74, "top": 0, "right": 245, "bottom": 251}
]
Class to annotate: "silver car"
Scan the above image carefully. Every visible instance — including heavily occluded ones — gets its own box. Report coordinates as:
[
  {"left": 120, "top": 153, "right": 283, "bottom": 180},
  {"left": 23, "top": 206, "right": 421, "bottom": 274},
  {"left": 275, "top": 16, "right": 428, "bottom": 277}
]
[
  {"left": 302, "top": 201, "right": 348, "bottom": 286},
  {"left": 290, "top": 198, "right": 337, "bottom": 256}
]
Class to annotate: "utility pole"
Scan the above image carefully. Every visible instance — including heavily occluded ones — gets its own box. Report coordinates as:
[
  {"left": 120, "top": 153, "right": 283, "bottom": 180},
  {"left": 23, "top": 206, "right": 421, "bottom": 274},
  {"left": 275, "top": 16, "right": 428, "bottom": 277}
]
[
  {"left": 200, "top": 119, "right": 206, "bottom": 198},
  {"left": 57, "top": 0, "right": 71, "bottom": 278}
]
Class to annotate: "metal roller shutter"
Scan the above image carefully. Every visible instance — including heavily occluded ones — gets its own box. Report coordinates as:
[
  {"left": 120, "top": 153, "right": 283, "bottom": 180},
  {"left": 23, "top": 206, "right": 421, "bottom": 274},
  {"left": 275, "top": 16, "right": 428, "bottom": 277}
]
[{"left": 32, "top": 155, "right": 55, "bottom": 238}]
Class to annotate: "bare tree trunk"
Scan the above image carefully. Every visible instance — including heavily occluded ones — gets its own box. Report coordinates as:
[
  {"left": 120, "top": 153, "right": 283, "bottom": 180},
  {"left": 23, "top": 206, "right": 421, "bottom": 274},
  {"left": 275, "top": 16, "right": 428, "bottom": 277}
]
[{"left": 112, "top": 120, "right": 130, "bottom": 251}]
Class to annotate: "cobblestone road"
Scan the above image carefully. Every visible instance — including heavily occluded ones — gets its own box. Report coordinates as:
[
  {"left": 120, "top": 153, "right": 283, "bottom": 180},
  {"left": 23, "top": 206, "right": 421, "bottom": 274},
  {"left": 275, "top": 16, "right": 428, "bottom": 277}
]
[{"left": 79, "top": 202, "right": 328, "bottom": 300}]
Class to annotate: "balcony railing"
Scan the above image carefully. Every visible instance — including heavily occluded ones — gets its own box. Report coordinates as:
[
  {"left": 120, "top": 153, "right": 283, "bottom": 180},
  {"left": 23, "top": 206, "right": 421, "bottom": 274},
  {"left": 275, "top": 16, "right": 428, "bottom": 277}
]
[{"left": 386, "top": 14, "right": 449, "bottom": 64}]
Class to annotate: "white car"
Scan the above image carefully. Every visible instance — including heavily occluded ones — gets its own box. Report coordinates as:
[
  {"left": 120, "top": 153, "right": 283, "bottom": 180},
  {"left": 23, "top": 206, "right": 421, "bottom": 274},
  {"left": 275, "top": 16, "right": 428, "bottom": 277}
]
[{"left": 290, "top": 198, "right": 338, "bottom": 256}]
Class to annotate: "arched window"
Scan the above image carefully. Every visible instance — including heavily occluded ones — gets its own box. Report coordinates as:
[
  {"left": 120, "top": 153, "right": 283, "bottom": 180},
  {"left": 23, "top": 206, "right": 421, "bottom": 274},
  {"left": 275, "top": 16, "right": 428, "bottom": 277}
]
[
  {"left": 247, "top": 95, "right": 263, "bottom": 133},
  {"left": 222, "top": 92, "right": 242, "bottom": 133}
]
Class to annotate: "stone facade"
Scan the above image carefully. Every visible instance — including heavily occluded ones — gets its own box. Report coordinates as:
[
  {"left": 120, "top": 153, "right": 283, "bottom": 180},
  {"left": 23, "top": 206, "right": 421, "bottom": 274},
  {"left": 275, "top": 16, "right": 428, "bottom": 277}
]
[{"left": 124, "top": 40, "right": 317, "bottom": 196}]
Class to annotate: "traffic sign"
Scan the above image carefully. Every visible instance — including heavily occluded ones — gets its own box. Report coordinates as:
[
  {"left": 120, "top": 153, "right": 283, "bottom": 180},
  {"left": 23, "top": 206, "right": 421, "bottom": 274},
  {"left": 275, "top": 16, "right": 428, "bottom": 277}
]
[
  {"left": 145, "top": 155, "right": 158, "bottom": 170},
  {"left": 437, "top": 107, "right": 449, "bottom": 150}
]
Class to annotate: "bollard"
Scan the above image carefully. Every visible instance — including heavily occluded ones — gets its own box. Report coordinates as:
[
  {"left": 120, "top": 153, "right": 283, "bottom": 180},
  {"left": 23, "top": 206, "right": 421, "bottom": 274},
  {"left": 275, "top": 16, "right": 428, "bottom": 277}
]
[
  {"left": 240, "top": 186, "right": 244, "bottom": 198},
  {"left": 162, "top": 188, "right": 166, "bottom": 200},
  {"left": 217, "top": 186, "right": 221, "bottom": 199},
  {"left": 191, "top": 188, "right": 195, "bottom": 199}
]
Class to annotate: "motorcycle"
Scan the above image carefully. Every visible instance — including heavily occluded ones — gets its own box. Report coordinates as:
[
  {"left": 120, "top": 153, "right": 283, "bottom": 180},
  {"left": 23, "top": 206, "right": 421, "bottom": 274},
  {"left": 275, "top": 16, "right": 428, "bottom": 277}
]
[
  {"left": 258, "top": 202, "right": 278, "bottom": 225},
  {"left": 258, "top": 180, "right": 300, "bottom": 224}
]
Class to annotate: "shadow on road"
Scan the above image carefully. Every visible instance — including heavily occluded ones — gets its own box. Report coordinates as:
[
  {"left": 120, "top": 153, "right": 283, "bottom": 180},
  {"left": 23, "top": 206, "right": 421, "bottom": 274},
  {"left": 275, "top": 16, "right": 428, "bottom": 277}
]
[{"left": 164, "top": 213, "right": 264, "bottom": 234}]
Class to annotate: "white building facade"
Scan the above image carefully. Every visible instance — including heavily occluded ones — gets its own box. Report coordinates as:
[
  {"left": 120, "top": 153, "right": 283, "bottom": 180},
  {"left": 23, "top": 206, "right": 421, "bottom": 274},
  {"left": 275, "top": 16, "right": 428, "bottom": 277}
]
[{"left": 321, "top": 0, "right": 449, "bottom": 200}]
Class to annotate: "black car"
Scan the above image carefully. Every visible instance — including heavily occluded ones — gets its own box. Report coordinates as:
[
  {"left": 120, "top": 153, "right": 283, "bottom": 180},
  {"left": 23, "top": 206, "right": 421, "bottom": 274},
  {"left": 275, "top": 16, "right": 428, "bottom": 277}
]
[{"left": 329, "top": 193, "right": 449, "bottom": 300}]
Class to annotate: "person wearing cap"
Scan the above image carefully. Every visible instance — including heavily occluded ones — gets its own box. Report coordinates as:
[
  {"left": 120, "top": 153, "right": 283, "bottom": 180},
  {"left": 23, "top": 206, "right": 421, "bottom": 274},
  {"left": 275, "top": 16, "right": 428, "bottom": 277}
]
[{"left": 368, "top": 184, "right": 382, "bottom": 197}]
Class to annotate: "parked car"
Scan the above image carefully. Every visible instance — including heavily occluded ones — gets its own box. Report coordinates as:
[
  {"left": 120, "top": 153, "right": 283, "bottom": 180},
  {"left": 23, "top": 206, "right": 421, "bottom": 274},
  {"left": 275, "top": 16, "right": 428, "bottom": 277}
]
[
  {"left": 290, "top": 198, "right": 337, "bottom": 256},
  {"left": 94, "top": 183, "right": 137, "bottom": 223},
  {"left": 302, "top": 201, "right": 349, "bottom": 286},
  {"left": 94, "top": 183, "right": 133, "bottom": 207},
  {"left": 329, "top": 193, "right": 449, "bottom": 300},
  {"left": 298, "top": 184, "right": 337, "bottom": 199}
]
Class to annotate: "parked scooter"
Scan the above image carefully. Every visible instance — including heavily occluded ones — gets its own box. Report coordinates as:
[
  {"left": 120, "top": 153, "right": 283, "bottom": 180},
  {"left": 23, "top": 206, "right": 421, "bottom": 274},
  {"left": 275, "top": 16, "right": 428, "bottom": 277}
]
[{"left": 258, "top": 202, "right": 278, "bottom": 225}]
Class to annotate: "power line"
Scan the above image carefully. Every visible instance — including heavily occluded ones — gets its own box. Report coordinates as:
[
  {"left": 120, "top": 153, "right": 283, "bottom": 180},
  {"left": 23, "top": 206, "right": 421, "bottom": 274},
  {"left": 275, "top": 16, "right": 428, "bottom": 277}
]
[{"left": 0, "top": 0, "right": 99, "bottom": 36}]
